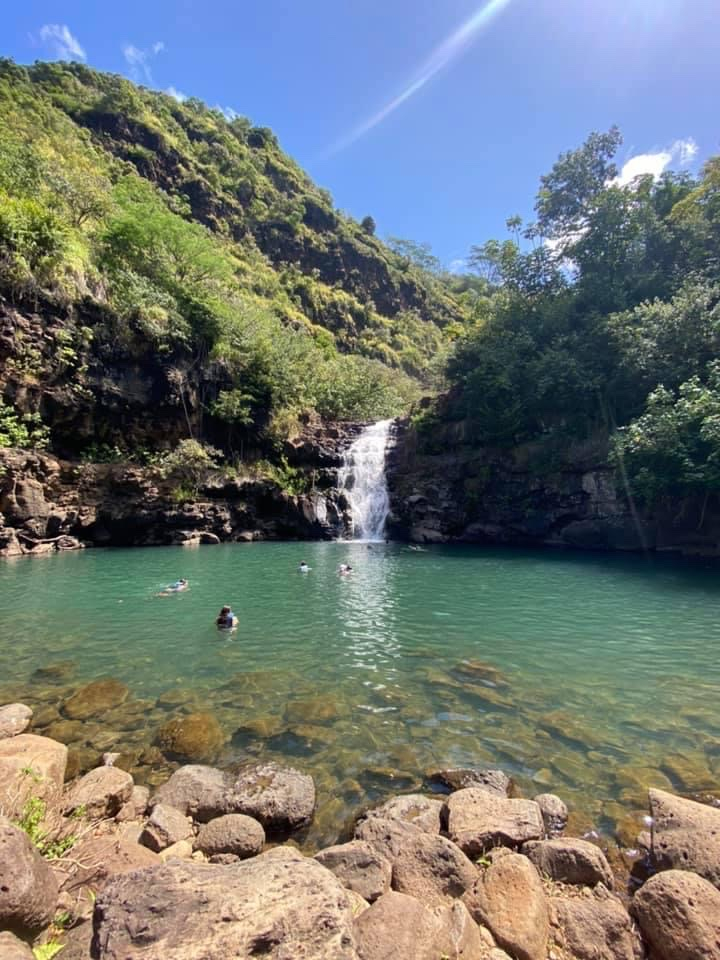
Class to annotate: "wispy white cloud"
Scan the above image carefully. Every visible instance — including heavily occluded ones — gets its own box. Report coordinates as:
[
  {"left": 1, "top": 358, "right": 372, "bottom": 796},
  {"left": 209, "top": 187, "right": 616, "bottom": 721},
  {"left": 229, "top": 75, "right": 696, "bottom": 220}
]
[
  {"left": 166, "top": 86, "right": 187, "bottom": 102},
  {"left": 39, "top": 24, "right": 86, "bottom": 61},
  {"left": 217, "top": 105, "right": 239, "bottom": 121},
  {"left": 329, "top": 0, "right": 514, "bottom": 154},
  {"left": 448, "top": 258, "right": 467, "bottom": 274},
  {"left": 616, "top": 137, "right": 699, "bottom": 186},
  {"left": 122, "top": 40, "right": 165, "bottom": 84}
]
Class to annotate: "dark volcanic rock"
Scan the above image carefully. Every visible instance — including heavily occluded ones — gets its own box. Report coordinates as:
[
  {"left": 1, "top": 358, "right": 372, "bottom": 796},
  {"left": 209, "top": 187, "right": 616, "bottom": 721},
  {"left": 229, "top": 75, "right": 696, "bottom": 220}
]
[
  {"left": 429, "top": 767, "right": 511, "bottom": 797},
  {"left": 227, "top": 762, "right": 316, "bottom": 835},
  {"left": 150, "top": 764, "right": 229, "bottom": 821}
]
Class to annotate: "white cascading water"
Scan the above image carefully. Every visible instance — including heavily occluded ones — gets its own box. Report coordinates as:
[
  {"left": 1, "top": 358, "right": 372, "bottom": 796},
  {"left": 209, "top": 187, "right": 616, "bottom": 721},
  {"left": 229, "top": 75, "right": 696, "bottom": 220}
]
[{"left": 337, "top": 419, "right": 393, "bottom": 541}]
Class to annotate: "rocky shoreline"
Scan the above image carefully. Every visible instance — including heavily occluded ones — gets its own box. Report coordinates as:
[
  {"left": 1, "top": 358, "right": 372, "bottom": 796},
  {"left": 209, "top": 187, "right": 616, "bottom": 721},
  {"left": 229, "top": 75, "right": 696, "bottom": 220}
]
[{"left": 0, "top": 701, "right": 718, "bottom": 959}]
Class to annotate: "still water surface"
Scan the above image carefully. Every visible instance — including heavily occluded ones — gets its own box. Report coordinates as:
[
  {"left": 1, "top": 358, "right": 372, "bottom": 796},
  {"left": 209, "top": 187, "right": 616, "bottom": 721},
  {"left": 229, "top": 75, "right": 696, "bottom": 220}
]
[{"left": 1, "top": 543, "right": 718, "bottom": 847}]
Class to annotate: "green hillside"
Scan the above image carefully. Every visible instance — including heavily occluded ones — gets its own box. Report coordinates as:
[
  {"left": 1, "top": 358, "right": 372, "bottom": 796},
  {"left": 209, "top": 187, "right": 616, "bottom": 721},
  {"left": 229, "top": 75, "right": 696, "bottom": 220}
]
[{"left": 0, "top": 58, "right": 466, "bottom": 456}]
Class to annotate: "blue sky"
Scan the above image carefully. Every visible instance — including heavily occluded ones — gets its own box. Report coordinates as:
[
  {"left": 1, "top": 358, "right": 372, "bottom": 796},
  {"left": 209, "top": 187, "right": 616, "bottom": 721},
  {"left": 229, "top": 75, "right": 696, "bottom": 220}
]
[{"left": 6, "top": 0, "right": 719, "bottom": 267}]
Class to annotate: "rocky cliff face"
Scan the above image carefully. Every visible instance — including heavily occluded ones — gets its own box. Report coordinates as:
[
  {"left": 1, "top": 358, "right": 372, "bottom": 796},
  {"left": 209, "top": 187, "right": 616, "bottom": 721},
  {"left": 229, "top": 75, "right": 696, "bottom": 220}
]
[
  {"left": 0, "top": 425, "right": 363, "bottom": 558},
  {"left": 386, "top": 416, "right": 720, "bottom": 557}
]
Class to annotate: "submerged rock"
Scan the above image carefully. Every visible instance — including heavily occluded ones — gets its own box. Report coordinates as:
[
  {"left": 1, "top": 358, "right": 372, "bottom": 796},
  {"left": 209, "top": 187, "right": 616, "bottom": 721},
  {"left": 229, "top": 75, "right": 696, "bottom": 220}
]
[
  {"left": 0, "top": 817, "right": 59, "bottom": 939},
  {"left": 429, "top": 768, "right": 511, "bottom": 797},
  {"left": 92, "top": 850, "right": 357, "bottom": 959},
  {"left": 156, "top": 712, "right": 225, "bottom": 762},
  {"left": 62, "top": 679, "right": 129, "bottom": 720},
  {"left": 0, "top": 703, "right": 32, "bottom": 739}
]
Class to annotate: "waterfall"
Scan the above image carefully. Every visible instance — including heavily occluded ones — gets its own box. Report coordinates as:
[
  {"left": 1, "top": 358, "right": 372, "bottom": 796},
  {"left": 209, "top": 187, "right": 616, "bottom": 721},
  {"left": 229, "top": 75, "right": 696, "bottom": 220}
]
[{"left": 337, "top": 419, "right": 393, "bottom": 541}]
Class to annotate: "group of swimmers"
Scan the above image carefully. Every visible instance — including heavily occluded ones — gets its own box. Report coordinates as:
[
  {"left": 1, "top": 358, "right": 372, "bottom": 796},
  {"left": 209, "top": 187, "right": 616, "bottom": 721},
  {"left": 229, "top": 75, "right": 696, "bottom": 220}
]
[{"left": 156, "top": 559, "right": 355, "bottom": 633}]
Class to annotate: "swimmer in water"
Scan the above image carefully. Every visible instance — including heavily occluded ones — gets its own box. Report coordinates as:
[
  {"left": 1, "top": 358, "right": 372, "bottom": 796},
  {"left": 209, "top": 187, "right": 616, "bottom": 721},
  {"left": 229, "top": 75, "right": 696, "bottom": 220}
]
[
  {"left": 338, "top": 564, "right": 352, "bottom": 576},
  {"left": 156, "top": 578, "right": 189, "bottom": 596},
  {"left": 216, "top": 605, "right": 238, "bottom": 629},
  {"left": 298, "top": 561, "right": 311, "bottom": 573}
]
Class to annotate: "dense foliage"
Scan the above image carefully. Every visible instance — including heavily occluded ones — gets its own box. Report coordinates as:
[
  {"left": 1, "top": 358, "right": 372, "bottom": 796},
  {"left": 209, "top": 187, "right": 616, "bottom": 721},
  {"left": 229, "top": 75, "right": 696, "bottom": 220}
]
[
  {"left": 444, "top": 129, "right": 720, "bottom": 501},
  {"left": 0, "top": 59, "right": 466, "bottom": 454}
]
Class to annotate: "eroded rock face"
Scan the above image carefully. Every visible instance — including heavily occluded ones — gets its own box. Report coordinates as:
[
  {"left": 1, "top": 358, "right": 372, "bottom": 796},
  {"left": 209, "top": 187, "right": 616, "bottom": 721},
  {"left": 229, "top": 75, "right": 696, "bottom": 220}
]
[
  {"left": 315, "top": 841, "right": 392, "bottom": 903},
  {"left": 228, "top": 762, "right": 316, "bottom": 835},
  {"left": 92, "top": 850, "right": 357, "bottom": 959},
  {"left": 363, "top": 793, "right": 443, "bottom": 834},
  {"left": 533, "top": 793, "right": 568, "bottom": 836},
  {"left": 429, "top": 769, "right": 511, "bottom": 797},
  {"left": 62, "top": 679, "right": 129, "bottom": 720},
  {"left": 140, "top": 803, "right": 194, "bottom": 852},
  {"left": 550, "top": 887, "right": 642, "bottom": 960},
  {"left": 391, "top": 832, "right": 478, "bottom": 908},
  {"left": 463, "top": 853, "right": 549, "bottom": 960},
  {"left": 354, "top": 890, "right": 487, "bottom": 960},
  {"left": 63, "top": 766, "right": 133, "bottom": 818},
  {"left": 0, "top": 932, "right": 34, "bottom": 960},
  {"left": 633, "top": 869, "right": 720, "bottom": 960},
  {"left": 0, "top": 733, "right": 67, "bottom": 817},
  {"left": 0, "top": 817, "right": 59, "bottom": 939},
  {"left": 150, "top": 764, "right": 229, "bottom": 821},
  {"left": 156, "top": 712, "right": 225, "bottom": 763},
  {"left": 522, "top": 838, "right": 614, "bottom": 888},
  {"left": 649, "top": 788, "right": 720, "bottom": 888},
  {"left": 446, "top": 789, "right": 544, "bottom": 857},
  {"left": 0, "top": 703, "right": 32, "bottom": 739},
  {"left": 194, "top": 813, "right": 265, "bottom": 859}
]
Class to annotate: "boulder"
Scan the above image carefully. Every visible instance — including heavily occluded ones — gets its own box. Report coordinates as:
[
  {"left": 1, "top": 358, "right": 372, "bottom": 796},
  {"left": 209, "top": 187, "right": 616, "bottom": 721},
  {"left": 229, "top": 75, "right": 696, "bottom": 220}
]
[
  {"left": 0, "top": 703, "right": 32, "bottom": 739},
  {"left": 61, "top": 835, "right": 160, "bottom": 899},
  {"left": 160, "top": 839, "right": 194, "bottom": 861},
  {"left": 315, "top": 841, "right": 392, "bottom": 903},
  {"left": 446, "top": 789, "right": 544, "bottom": 857},
  {"left": 649, "top": 787, "right": 720, "bottom": 887},
  {"left": 156, "top": 712, "right": 225, "bottom": 762},
  {"left": 463, "top": 853, "right": 549, "bottom": 960},
  {"left": 523, "top": 837, "right": 614, "bottom": 888},
  {"left": 534, "top": 793, "right": 568, "bottom": 836},
  {"left": 354, "top": 890, "right": 487, "bottom": 960},
  {"left": 45, "top": 719, "right": 85, "bottom": 744},
  {"left": 0, "top": 932, "right": 34, "bottom": 960},
  {"left": 550, "top": 888, "right": 642, "bottom": 960},
  {"left": 149, "top": 764, "right": 229, "bottom": 821},
  {"left": 140, "top": 803, "right": 194, "bottom": 852},
  {"left": 354, "top": 815, "right": 425, "bottom": 860},
  {"left": 227, "top": 762, "right": 316, "bottom": 835},
  {"left": 115, "top": 784, "right": 150, "bottom": 822},
  {"left": 62, "top": 679, "right": 129, "bottom": 720},
  {"left": 430, "top": 768, "right": 511, "bottom": 797},
  {"left": 633, "top": 869, "right": 720, "bottom": 960},
  {"left": 0, "top": 733, "right": 67, "bottom": 817},
  {"left": 63, "top": 766, "right": 133, "bottom": 818},
  {"left": 92, "top": 849, "right": 357, "bottom": 959},
  {"left": 0, "top": 817, "right": 59, "bottom": 938},
  {"left": 363, "top": 793, "right": 443, "bottom": 834},
  {"left": 391, "top": 832, "right": 478, "bottom": 908},
  {"left": 194, "top": 813, "right": 265, "bottom": 859}
]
